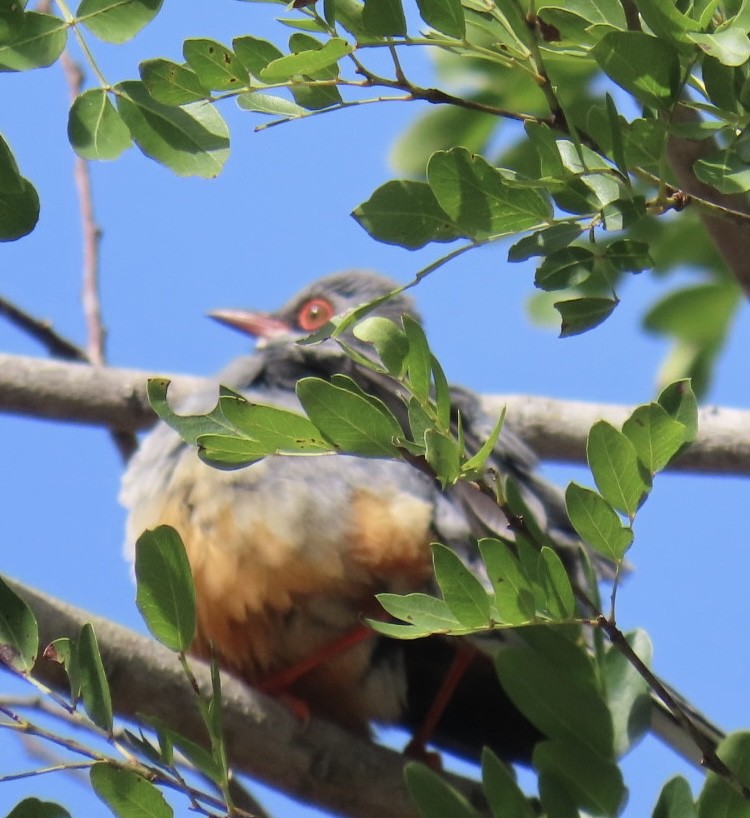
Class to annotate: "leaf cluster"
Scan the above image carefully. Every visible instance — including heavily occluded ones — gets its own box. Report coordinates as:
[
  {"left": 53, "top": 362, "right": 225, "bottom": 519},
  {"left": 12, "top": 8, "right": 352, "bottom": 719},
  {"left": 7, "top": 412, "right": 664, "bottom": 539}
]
[{"left": 1, "top": 0, "right": 748, "bottom": 388}]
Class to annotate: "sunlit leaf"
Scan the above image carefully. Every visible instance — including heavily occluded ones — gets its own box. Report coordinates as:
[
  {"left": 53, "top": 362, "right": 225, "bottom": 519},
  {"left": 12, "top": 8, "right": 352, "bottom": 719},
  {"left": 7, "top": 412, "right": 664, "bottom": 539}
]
[
  {"left": 0, "top": 11, "right": 66, "bottom": 70},
  {"left": 76, "top": 0, "right": 163, "bottom": 44},
  {"left": 114, "top": 81, "right": 229, "bottom": 178},
  {"left": 586, "top": 421, "right": 650, "bottom": 516},
  {"left": 593, "top": 31, "right": 680, "bottom": 109},
  {"left": 183, "top": 38, "right": 248, "bottom": 91},
  {"left": 135, "top": 525, "right": 196, "bottom": 652},
  {"left": 432, "top": 543, "right": 491, "bottom": 627},
  {"left": 555, "top": 296, "right": 617, "bottom": 336},
  {"left": 565, "top": 482, "right": 633, "bottom": 561},
  {"left": 68, "top": 89, "right": 132, "bottom": 160},
  {"left": 90, "top": 763, "right": 172, "bottom": 818},
  {"left": 353, "top": 180, "right": 461, "bottom": 248},
  {"left": 0, "top": 575, "right": 38, "bottom": 673},
  {"left": 77, "top": 623, "right": 113, "bottom": 733}
]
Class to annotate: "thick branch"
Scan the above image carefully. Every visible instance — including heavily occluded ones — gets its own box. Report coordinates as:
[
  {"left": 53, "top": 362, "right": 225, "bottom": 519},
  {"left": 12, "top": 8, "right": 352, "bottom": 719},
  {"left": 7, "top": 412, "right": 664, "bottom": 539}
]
[
  {"left": 0, "top": 353, "right": 747, "bottom": 475},
  {"left": 667, "top": 105, "right": 750, "bottom": 298},
  {"left": 5, "top": 579, "right": 488, "bottom": 818}
]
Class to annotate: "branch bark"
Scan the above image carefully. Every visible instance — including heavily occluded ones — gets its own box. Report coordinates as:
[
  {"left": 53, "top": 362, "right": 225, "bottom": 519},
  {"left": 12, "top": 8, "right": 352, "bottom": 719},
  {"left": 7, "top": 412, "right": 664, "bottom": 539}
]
[
  {"left": 5, "top": 579, "right": 485, "bottom": 818},
  {"left": 0, "top": 352, "right": 747, "bottom": 475},
  {"left": 667, "top": 105, "right": 750, "bottom": 298}
]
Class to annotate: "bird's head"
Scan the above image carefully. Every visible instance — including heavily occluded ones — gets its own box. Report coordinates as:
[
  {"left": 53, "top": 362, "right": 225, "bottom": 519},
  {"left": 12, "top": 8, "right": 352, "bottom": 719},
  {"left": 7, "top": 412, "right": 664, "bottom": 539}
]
[{"left": 208, "top": 270, "right": 419, "bottom": 355}]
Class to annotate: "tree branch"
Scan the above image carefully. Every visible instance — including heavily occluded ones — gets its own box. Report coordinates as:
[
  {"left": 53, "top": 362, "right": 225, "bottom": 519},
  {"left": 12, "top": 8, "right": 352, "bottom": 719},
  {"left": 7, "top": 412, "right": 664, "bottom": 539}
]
[
  {"left": 5, "top": 578, "right": 487, "bottom": 818},
  {"left": 0, "top": 353, "right": 746, "bottom": 475},
  {"left": 667, "top": 106, "right": 750, "bottom": 298}
]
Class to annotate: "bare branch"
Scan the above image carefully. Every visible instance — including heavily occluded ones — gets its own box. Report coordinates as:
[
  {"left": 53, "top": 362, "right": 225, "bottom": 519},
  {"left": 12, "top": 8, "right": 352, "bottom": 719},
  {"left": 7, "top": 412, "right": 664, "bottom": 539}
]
[
  {"left": 0, "top": 297, "right": 87, "bottom": 361},
  {"left": 59, "top": 52, "right": 107, "bottom": 365},
  {"left": 0, "top": 353, "right": 747, "bottom": 474},
  {"left": 6, "top": 579, "right": 487, "bottom": 818},
  {"left": 667, "top": 106, "right": 750, "bottom": 298},
  {"left": 0, "top": 353, "right": 747, "bottom": 475}
]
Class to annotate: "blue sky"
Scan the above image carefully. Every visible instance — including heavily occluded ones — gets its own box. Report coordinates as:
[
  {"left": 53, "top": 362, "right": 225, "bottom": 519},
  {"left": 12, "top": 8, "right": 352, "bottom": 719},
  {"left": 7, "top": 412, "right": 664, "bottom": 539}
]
[{"left": 1, "top": 2, "right": 749, "bottom": 816}]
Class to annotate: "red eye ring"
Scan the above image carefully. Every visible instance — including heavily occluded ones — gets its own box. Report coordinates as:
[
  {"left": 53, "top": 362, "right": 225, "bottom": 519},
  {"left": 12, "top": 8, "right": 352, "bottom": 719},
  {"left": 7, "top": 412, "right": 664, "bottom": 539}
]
[{"left": 297, "top": 297, "right": 334, "bottom": 331}]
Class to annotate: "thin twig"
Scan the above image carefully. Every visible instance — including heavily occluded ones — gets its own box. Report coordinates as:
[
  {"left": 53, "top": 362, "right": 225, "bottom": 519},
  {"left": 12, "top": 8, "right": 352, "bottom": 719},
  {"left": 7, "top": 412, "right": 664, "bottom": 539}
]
[
  {"left": 0, "top": 296, "right": 87, "bottom": 361},
  {"left": 60, "top": 52, "right": 106, "bottom": 367}
]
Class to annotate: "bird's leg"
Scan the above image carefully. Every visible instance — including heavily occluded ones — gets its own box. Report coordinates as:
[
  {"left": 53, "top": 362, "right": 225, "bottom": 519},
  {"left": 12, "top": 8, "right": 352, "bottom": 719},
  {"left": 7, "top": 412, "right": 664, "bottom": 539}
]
[
  {"left": 404, "top": 642, "right": 477, "bottom": 766},
  {"left": 258, "top": 623, "right": 374, "bottom": 696}
]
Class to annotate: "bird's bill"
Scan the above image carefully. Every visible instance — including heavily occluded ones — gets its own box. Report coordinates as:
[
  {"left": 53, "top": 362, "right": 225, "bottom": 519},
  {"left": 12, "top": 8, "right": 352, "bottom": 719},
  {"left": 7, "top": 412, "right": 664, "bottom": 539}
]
[{"left": 208, "top": 308, "right": 290, "bottom": 340}]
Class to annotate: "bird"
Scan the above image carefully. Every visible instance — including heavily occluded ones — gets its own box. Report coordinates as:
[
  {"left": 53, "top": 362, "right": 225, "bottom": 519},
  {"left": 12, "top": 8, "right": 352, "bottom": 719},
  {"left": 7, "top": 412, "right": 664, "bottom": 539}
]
[{"left": 120, "top": 270, "right": 721, "bottom": 766}]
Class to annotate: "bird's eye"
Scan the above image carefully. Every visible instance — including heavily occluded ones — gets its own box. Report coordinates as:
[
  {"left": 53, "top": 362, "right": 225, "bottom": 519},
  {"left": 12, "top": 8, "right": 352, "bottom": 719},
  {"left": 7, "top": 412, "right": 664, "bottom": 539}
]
[{"left": 297, "top": 297, "right": 335, "bottom": 331}]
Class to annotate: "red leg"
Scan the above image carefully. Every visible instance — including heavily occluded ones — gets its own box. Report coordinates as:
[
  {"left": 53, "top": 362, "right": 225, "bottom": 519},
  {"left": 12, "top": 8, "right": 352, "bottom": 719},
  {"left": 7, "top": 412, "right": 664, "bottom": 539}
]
[
  {"left": 404, "top": 643, "right": 476, "bottom": 765},
  {"left": 259, "top": 623, "right": 374, "bottom": 695}
]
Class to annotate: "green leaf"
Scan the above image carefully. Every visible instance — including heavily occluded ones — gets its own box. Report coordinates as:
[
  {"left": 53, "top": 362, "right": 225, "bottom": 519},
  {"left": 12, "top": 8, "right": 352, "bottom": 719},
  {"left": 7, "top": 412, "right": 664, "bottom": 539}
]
[
  {"left": 0, "top": 575, "right": 38, "bottom": 673},
  {"left": 233, "top": 35, "right": 284, "bottom": 77},
  {"left": 601, "top": 197, "right": 647, "bottom": 231},
  {"left": 68, "top": 89, "right": 132, "bottom": 161},
  {"left": 135, "top": 525, "right": 196, "bottom": 652},
  {"left": 622, "top": 403, "right": 687, "bottom": 473},
  {"left": 403, "top": 314, "right": 432, "bottom": 401},
  {"left": 5, "top": 799, "right": 72, "bottom": 818},
  {"left": 555, "top": 296, "right": 617, "bottom": 337},
  {"left": 653, "top": 777, "right": 698, "bottom": 818},
  {"left": 427, "top": 148, "right": 550, "bottom": 239},
  {"left": 76, "top": 0, "right": 163, "bottom": 44},
  {"left": 462, "top": 408, "right": 505, "bottom": 476},
  {"left": 140, "top": 59, "right": 210, "bottom": 105},
  {"left": 405, "top": 762, "right": 483, "bottom": 818},
  {"left": 605, "top": 239, "right": 651, "bottom": 273},
  {"left": 373, "top": 592, "right": 465, "bottom": 637},
  {"left": 508, "top": 222, "right": 583, "bottom": 262},
  {"left": 237, "top": 92, "right": 308, "bottom": 117},
  {"left": 183, "top": 38, "right": 248, "bottom": 91},
  {"left": 593, "top": 31, "right": 680, "bottom": 109},
  {"left": 0, "top": 135, "right": 38, "bottom": 240},
  {"left": 424, "top": 429, "right": 461, "bottom": 486},
  {"left": 534, "top": 246, "right": 594, "bottom": 291},
  {"left": 587, "top": 421, "right": 650, "bottom": 517},
  {"left": 688, "top": 29, "right": 750, "bottom": 66},
  {"left": 536, "top": 0, "right": 625, "bottom": 30},
  {"left": 353, "top": 180, "right": 461, "bottom": 249},
  {"left": 362, "top": 0, "right": 406, "bottom": 35},
  {"left": 148, "top": 378, "right": 235, "bottom": 444},
  {"left": 534, "top": 738, "right": 625, "bottom": 816},
  {"left": 565, "top": 482, "right": 633, "bottom": 561},
  {"left": 114, "top": 81, "right": 229, "bottom": 178},
  {"left": 478, "top": 538, "right": 536, "bottom": 625},
  {"left": 657, "top": 380, "right": 698, "bottom": 443},
  {"left": 643, "top": 282, "right": 740, "bottom": 343},
  {"left": 698, "top": 732, "right": 750, "bottom": 818},
  {"left": 217, "top": 394, "right": 329, "bottom": 450},
  {"left": 297, "top": 376, "right": 402, "bottom": 456},
  {"left": 603, "top": 630, "right": 652, "bottom": 757},
  {"left": 353, "top": 316, "right": 408, "bottom": 375},
  {"left": 260, "top": 36, "right": 351, "bottom": 81},
  {"left": 605, "top": 92, "right": 628, "bottom": 178},
  {"left": 538, "top": 547, "right": 575, "bottom": 619},
  {"left": 482, "top": 748, "right": 535, "bottom": 818},
  {"left": 636, "top": 0, "right": 698, "bottom": 46},
  {"left": 145, "top": 718, "right": 222, "bottom": 782},
  {"left": 46, "top": 637, "right": 81, "bottom": 701},
  {"left": 0, "top": 11, "right": 66, "bottom": 71},
  {"left": 0, "top": 1, "right": 25, "bottom": 44},
  {"left": 432, "top": 543, "right": 491, "bottom": 627},
  {"left": 77, "top": 623, "right": 113, "bottom": 732},
  {"left": 415, "top": 0, "right": 464, "bottom": 37},
  {"left": 495, "top": 629, "right": 614, "bottom": 758},
  {"left": 90, "top": 762, "right": 172, "bottom": 818},
  {"left": 694, "top": 147, "right": 750, "bottom": 193}
]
